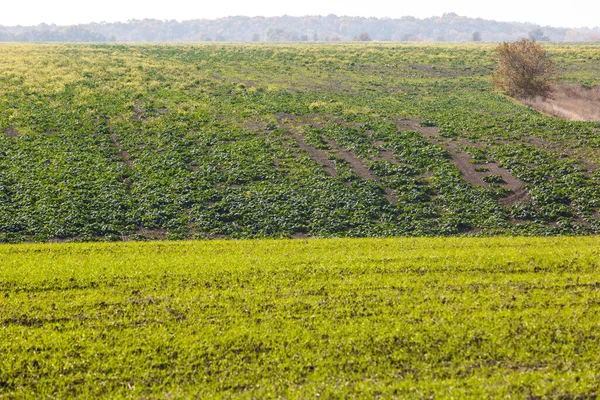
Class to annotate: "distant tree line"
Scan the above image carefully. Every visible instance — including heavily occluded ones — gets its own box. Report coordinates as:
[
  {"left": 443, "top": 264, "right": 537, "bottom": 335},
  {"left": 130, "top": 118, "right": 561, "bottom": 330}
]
[{"left": 1, "top": 14, "right": 599, "bottom": 43}]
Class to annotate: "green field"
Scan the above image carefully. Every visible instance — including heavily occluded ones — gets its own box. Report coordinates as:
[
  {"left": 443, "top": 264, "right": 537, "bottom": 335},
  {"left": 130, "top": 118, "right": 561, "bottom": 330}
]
[
  {"left": 0, "top": 43, "right": 599, "bottom": 241},
  {"left": 1, "top": 43, "right": 600, "bottom": 398},
  {"left": 1, "top": 237, "right": 599, "bottom": 398}
]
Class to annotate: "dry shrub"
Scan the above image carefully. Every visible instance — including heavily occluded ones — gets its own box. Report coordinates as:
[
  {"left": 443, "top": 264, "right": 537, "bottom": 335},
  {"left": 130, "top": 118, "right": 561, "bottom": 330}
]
[{"left": 494, "top": 39, "right": 556, "bottom": 99}]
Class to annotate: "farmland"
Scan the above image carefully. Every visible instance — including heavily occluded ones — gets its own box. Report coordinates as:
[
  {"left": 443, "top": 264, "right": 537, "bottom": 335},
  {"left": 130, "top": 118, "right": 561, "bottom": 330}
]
[
  {"left": 1, "top": 237, "right": 599, "bottom": 398},
  {"left": 0, "top": 43, "right": 599, "bottom": 241},
  {"left": 1, "top": 43, "right": 600, "bottom": 398}
]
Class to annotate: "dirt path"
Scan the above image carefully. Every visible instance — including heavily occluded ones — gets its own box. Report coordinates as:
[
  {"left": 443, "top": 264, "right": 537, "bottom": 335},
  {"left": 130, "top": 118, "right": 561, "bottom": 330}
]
[
  {"left": 323, "top": 138, "right": 398, "bottom": 204},
  {"left": 294, "top": 133, "right": 338, "bottom": 178},
  {"left": 378, "top": 150, "right": 401, "bottom": 166},
  {"left": 275, "top": 114, "right": 338, "bottom": 178},
  {"left": 276, "top": 113, "right": 397, "bottom": 204},
  {"left": 395, "top": 117, "right": 527, "bottom": 205}
]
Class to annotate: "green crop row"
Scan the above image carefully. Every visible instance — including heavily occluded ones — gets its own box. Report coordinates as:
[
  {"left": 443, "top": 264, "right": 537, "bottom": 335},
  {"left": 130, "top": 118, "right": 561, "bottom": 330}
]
[{"left": 0, "top": 43, "right": 598, "bottom": 241}]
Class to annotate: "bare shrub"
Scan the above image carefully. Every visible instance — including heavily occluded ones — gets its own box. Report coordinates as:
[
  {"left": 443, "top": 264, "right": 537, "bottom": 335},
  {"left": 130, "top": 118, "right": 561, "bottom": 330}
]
[{"left": 494, "top": 39, "right": 556, "bottom": 99}]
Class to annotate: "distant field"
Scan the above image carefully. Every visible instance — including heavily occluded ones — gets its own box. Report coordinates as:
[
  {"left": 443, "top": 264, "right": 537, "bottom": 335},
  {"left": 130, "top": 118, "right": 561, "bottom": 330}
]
[
  {"left": 0, "top": 43, "right": 599, "bottom": 241},
  {"left": 1, "top": 237, "right": 599, "bottom": 398}
]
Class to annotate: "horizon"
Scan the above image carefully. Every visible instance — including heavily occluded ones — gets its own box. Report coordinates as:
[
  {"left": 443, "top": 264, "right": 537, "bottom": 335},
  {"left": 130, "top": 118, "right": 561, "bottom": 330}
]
[{"left": 2, "top": 1, "right": 599, "bottom": 29}]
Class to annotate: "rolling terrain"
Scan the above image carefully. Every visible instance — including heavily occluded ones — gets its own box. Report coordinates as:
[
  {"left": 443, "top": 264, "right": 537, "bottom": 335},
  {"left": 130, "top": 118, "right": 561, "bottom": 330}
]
[
  {"left": 0, "top": 43, "right": 599, "bottom": 241},
  {"left": 1, "top": 43, "right": 600, "bottom": 398}
]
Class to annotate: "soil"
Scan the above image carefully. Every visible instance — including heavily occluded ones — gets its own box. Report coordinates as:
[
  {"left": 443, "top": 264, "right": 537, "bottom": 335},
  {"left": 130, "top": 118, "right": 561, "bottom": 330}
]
[
  {"left": 134, "top": 228, "right": 168, "bottom": 240},
  {"left": 133, "top": 101, "right": 145, "bottom": 122},
  {"left": 394, "top": 117, "right": 528, "bottom": 205},
  {"left": 378, "top": 150, "right": 401, "bottom": 166},
  {"left": 110, "top": 134, "right": 133, "bottom": 168},
  {"left": 3, "top": 126, "right": 19, "bottom": 138},
  {"left": 276, "top": 113, "right": 398, "bottom": 204},
  {"left": 293, "top": 133, "right": 338, "bottom": 178},
  {"left": 323, "top": 138, "right": 398, "bottom": 204}
]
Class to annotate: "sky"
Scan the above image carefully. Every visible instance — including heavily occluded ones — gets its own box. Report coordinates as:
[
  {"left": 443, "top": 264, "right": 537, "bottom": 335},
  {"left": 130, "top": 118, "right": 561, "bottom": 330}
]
[{"left": 1, "top": 0, "right": 598, "bottom": 28}]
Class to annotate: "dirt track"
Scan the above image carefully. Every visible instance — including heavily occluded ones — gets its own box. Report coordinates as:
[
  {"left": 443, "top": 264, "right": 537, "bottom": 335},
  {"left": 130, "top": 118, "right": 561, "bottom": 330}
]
[
  {"left": 395, "top": 117, "right": 527, "bottom": 205},
  {"left": 276, "top": 113, "right": 398, "bottom": 204}
]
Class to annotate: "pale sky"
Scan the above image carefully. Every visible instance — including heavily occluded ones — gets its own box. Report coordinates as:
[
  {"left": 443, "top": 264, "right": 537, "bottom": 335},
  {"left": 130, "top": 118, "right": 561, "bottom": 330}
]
[{"left": 1, "top": 0, "right": 599, "bottom": 28}]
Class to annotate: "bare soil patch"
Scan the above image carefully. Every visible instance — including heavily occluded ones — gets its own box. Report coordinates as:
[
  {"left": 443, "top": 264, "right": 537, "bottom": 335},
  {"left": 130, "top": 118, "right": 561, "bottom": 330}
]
[
  {"left": 322, "top": 138, "right": 398, "bottom": 204},
  {"left": 133, "top": 101, "right": 145, "bottom": 122},
  {"left": 110, "top": 134, "right": 133, "bottom": 168},
  {"left": 276, "top": 114, "right": 337, "bottom": 178},
  {"left": 276, "top": 113, "right": 398, "bottom": 204},
  {"left": 522, "top": 84, "right": 600, "bottom": 122},
  {"left": 294, "top": 133, "right": 338, "bottom": 178},
  {"left": 377, "top": 149, "right": 401, "bottom": 166},
  {"left": 3, "top": 126, "right": 19, "bottom": 138},
  {"left": 134, "top": 228, "right": 169, "bottom": 240},
  {"left": 395, "top": 117, "right": 527, "bottom": 205}
]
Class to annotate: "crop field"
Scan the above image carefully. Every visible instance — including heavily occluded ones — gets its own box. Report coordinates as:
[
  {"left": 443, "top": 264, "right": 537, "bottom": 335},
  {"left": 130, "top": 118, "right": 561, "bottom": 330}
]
[
  {"left": 0, "top": 43, "right": 599, "bottom": 241},
  {"left": 0, "top": 237, "right": 599, "bottom": 398}
]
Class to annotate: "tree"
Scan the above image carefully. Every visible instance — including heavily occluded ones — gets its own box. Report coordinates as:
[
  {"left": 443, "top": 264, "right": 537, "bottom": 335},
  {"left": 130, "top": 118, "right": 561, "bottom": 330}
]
[
  {"left": 353, "top": 32, "right": 372, "bottom": 41},
  {"left": 493, "top": 39, "right": 556, "bottom": 99},
  {"left": 529, "top": 28, "right": 550, "bottom": 42},
  {"left": 472, "top": 31, "right": 482, "bottom": 42}
]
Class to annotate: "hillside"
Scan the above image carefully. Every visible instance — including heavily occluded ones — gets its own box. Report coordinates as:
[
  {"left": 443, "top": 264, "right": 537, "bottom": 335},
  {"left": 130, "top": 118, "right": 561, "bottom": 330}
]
[
  {"left": 0, "top": 43, "right": 599, "bottom": 242},
  {"left": 1, "top": 14, "right": 600, "bottom": 43}
]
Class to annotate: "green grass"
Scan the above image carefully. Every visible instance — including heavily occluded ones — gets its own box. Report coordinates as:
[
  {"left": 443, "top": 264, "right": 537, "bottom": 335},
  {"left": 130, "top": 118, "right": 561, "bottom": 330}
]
[{"left": 1, "top": 237, "right": 599, "bottom": 398}]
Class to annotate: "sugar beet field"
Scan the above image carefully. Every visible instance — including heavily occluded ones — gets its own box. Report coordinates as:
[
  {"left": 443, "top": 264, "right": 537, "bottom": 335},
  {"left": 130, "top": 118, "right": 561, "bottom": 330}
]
[
  {"left": 1, "top": 237, "right": 599, "bottom": 398},
  {"left": 1, "top": 43, "right": 600, "bottom": 398},
  {"left": 0, "top": 43, "right": 599, "bottom": 240}
]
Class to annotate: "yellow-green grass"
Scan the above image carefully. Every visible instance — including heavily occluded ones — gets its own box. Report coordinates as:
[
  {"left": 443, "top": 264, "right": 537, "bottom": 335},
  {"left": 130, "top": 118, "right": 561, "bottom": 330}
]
[{"left": 1, "top": 237, "right": 599, "bottom": 398}]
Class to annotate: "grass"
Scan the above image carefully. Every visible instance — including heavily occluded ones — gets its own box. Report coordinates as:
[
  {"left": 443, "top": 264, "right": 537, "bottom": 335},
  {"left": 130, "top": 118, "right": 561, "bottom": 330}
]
[{"left": 1, "top": 237, "right": 599, "bottom": 398}]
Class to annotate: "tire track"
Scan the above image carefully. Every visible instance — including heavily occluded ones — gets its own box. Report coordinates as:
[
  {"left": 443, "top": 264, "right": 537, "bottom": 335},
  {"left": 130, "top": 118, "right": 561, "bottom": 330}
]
[{"left": 395, "top": 117, "right": 528, "bottom": 206}]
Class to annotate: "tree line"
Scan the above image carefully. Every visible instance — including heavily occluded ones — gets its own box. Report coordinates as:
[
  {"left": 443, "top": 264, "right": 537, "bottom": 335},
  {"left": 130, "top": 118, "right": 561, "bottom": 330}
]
[{"left": 1, "top": 14, "right": 599, "bottom": 43}]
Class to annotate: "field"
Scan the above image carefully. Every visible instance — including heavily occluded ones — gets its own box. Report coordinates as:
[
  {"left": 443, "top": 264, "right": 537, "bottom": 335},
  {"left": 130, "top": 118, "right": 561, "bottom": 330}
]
[
  {"left": 1, "top": 237, "right": 599, "bottom": 398},
  {"left": 1, "top": 43, "right": 600, "bottom": 397},
  {"left": 0, "top": 43, "right": 599, "bottom": 241}
]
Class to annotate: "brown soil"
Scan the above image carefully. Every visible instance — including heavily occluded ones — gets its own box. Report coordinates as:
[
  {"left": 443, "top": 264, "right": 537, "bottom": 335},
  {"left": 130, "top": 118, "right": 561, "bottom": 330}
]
[
  {"left": 134, "top": 228, "right": 168, "bottom": 240},
  {"left": 499, "top": 188, "right": 529, "bottom": 207},
  {"left": 521, "top": 83, "right": 600, "bottom": 122},
  {"left": 378, "top": 150, "right": 401, "bottom": 166},
  {"left": 276, "top": 113, "right": 398, "bottom": 204},
  {"left": 294, "top": 133, "right": 338, "bottom": 178},
  {"left": 133, "top": 101, "right": 145, "bottom": 122},
  {"left": 3, "top": 126, "right": 19, "bottom": 138},
  {"left": 323, "top": 138, "right": 398, "bottom": 204},
  {"left": 276, "top": 114, "right": 337, "bottom": 178},
  {"left": 291, "top": 232, "right": 310, "bottom": 239},
  {"left": 110, "top": 134, "right": 133, "bottom": 168},
  {"left": 394, "top": 117, "right": 527, "bottom": 205}
]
